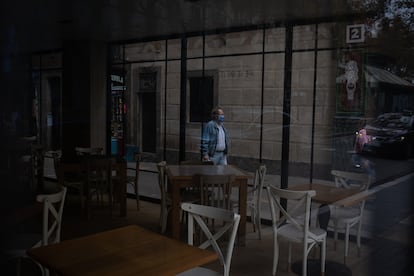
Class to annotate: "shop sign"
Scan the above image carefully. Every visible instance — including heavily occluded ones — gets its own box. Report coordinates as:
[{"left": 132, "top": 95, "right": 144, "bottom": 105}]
[{"left": 346, "top": 24, "right": 365, "bottom": 44}]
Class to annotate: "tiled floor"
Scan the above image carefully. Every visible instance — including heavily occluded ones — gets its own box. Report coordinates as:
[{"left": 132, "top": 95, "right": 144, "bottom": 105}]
[{"left": 4, "top": 176, "right": 413, "bottom": 276}]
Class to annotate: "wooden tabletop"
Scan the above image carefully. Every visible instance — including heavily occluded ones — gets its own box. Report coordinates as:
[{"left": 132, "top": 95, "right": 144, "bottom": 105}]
[
  {"left": 166, "top": 164, "right": 249, "bottom": 180},
  {"left": 27, "top": 225, "right": 218, "bottom": 276},
  {"left": 127, "top": 161, "right": 158, "bottom": 173},
  {"left": 288, "top": 183, "right": 361, "bottom": 205}
]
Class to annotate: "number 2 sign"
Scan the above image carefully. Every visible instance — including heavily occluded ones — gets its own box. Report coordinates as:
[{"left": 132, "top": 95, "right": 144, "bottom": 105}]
[{"left": 346, "top": 24, "right": 365, "bottom": 43}]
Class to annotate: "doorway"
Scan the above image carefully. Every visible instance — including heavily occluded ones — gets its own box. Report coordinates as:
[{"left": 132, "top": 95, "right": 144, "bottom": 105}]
[{"left": 139, "top": 71, "right": 157, "bottom": 153}]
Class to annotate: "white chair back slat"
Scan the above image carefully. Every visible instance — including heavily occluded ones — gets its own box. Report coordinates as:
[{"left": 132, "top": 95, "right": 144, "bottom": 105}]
[{"left": 181, "top": 202, "right": 240, "bottom": 276}]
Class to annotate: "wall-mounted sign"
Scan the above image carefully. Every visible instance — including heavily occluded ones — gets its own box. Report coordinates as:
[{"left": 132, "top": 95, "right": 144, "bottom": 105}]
[
  {"left": 346, "top": 24, "right": 365, "bottom": 44},
  {"left": 336, "top": 51, "right": 365, "bottom": 115}
]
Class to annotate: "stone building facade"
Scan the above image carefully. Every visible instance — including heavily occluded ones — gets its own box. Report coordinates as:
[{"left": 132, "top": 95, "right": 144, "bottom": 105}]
[{"left": 121, "top": 22, "right": 344, "bottom": 177}]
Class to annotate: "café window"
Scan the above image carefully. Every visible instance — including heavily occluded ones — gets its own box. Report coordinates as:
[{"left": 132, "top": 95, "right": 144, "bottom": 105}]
[{"left": 189, "top": 74, "right": 216, "bottom": 123}]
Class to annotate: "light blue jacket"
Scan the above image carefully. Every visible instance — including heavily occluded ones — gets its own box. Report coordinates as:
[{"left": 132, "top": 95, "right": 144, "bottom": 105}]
[{"left": 200, "top": 120, "right": 228, "bottom": 157}]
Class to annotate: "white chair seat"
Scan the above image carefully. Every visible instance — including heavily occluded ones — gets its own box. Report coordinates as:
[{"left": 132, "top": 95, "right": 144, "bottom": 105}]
[
  {"left": 177, "top": 266, "right": 221, "bottom": 276},
  {"left": 330, "top": 206, "right": 361, "bottom": 221},
  {"left": 279, "top": 224, "right": 326, "bottom": 243},
  {"left": 3, "top": 233, "right": 42, "bottom": 259}
]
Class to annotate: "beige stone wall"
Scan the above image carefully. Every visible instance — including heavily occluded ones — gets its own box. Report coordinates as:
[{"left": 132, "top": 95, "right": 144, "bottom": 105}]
[{"left": 124, "top": 23, "right": 338, "bottom": 166}]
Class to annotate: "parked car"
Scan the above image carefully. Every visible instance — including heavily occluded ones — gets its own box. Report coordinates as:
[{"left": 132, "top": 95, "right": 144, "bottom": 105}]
[{"left": 355, "top": 112, "right": 414, "bottom": 159}]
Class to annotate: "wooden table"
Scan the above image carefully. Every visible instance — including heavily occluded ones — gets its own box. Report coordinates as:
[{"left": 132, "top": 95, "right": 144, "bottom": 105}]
[
  {"left": 289, "top": 182, "right": 362, "bottom": 231},
  {"left": 288, "top": 183, "right": 361, "bottom": 206},
  {"left": 166, "top": 165, "right": 249, "bottom": 245},
  {"left": 27, "top": 225, "right": 217, "bottom": 276}
]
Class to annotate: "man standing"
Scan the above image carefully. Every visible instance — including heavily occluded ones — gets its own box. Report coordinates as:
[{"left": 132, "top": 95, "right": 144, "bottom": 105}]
[{"left": 200, "top": 106, "right": 229, "bottom": 165}]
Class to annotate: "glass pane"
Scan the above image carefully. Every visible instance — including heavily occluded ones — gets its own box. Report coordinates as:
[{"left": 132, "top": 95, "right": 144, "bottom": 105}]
[
  {"left": 110, "top": 44, "right": 125, "bottom": 64},
  {"left": 187, "top": 36, "right": 203, "bottom": 58},
  {"left": 293, "top": 25, "right": 316, "bottom": 50},
  {"left": 39, "top": 70, "right": 62, "bottom": 151},
  {"left": 32, "top": 55, "right": 41, "bottom": 70},
  {"left": 265, "top": 26, "right": 285, "bottom": 52},
  {"left": 262, "top": 53, "right": 285, "bottom": 161},
  {"left": 289, "top": 51, "right": 315, "bottom": 183},
  {"left": 205, "top": 30, "right": 263, "bottom": 56},
  {"left": 167, "top": 39, "right": 181, "bottom": 60},
  {"left": 165, "top": 60, "right": 181, "bottom": 163},
  {"left": 125, "top": 40, "right": 165, "bottom": 63},
  {"left": 205, "top": 54, "right": 263, "bottom": 163},
  {"left": 41, "top": 52, "right": 62, "bottom": 69}
]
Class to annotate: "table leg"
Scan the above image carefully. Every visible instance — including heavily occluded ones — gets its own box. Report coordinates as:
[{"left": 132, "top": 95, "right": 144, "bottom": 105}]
[
  {"left": 119, "top": 164, "right": 127, "bottom": 217},
  {"left": 171, "top": 180, "right": 181, "bottom": 240},
  {"left": 317, "top": 204, "right": 331, "bottom": 230}
]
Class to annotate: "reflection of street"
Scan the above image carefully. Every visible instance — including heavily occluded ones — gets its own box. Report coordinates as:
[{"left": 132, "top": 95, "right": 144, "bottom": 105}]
[
  {"left": 369, "top": 173, "right": 414, "bottom": 275},
  {"left": 333, "top": 132, "right": 414, "bottom": 186},
  {"left": 351, "top": 153, "right": 376, "bottom": 182},
  {"left": 350, "top": 154, "right": 414, "bottom": 187}
]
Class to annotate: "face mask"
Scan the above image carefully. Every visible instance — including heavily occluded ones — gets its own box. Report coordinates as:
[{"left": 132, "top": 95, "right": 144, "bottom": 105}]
[{"left": 217, "top": 115, "right": 225, "bottom": 123}]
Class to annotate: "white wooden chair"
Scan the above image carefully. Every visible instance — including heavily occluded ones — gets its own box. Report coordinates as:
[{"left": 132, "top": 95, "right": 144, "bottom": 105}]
[
  {"left": 5, "top": 186, "right": 67, "bottom": 276},
  {"left": 157, "top": 161, "right": 171, "bottom": 233},
  {"left": 248, "top": 164, "right": 266, "bottom": 239},
  {"left": 157, "top": 161, "right": 202, "bottom": 233},
  {"left": 231, "top": 164, "right": 266, "bottom": 239},
  {"left": 178, "top": 203, "right": 240, "bottom": 276},
  {"left": 84, "top": 156, "right": 113, "bottom": 219},
  {"left": 127, "top": 152, "right": 140, "bottom": 210},
  {"left": 198, "top": 174, "right": 235, "bottom": 210},
  {"left": 329, "top": 170, "right": 372, "bottom": 264},
  {"left": 266, "top": 185, "right": 326, "bottom": 276}
]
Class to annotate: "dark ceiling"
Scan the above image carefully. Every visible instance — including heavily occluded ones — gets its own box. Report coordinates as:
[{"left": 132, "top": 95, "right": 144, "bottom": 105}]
[{"left": 1, "top": 0, "right": 354, "bottom": 53}]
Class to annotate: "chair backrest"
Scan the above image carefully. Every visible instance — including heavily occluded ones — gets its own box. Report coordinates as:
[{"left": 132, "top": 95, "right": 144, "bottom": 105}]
[
  {"left": 197, "top": 174, "right": 235, "bottom": 210},
  {"left": 252, "top": 164, "right": 267, "bottom": 204},
  {"left": 84, "top": 155, "right": 113, "bottom": 191},
  {"left": 31, "top": 145, "right": 45, "bottom": 191},
  {"left": 35, "top": 186, "right": 67, "bottom": 247},
  {"left": 75, "top": 147, "right": 103, "bottom": 156},
  {"left": 157, "top": 161, "right": 167, "bottom": 201},
  {"left": 132, "top": 153, "right": 140, "bottom": 181},
  {"left": 50, "top": 151, "right": 61, "bottom": 177},
  {"left": 331, "top": 170, "right": 372, "bottom": 191},
  {"left": 266, "top": 185, "right": 315, "bottom": 242},
  {"left": 181, "top": 203, "right": 240, "bottom": 276}
]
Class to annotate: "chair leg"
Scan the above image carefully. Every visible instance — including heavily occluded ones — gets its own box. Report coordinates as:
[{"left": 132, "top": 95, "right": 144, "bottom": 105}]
[
  {"left": 357, "top": 221, "right": 362, "bottom": 257},
  {"left": 321, "top": 238, "right": 326, "bottom": 276},
  {"left": 160, "top": 205, "right": 167, "bottom": 233},
  {"left": 333, "top": 221, "right": 338, "bottom": 251},
  {"left": 255, "top": 205, "right": 262, "bottom": 240},
  {"left": 80, "top": 184, "right": 85, "bottom": 212},
  {"left": 344, "top": 224, "right": 351, "bottom": 265},
  {"left": 272, "top": 230, "right": 279, "bottom": 276},
  {"left": 135, "top": 182, "right": 140, "bottom": 210},
  {"left": 250, "top": 206, "right": 256, "bottom": 232},
  {"left": 287, "top": 242, "right": 292, "bottom": 273},
  {"left": 302, "top": 254, "right": 307, "bottom": 276}
]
